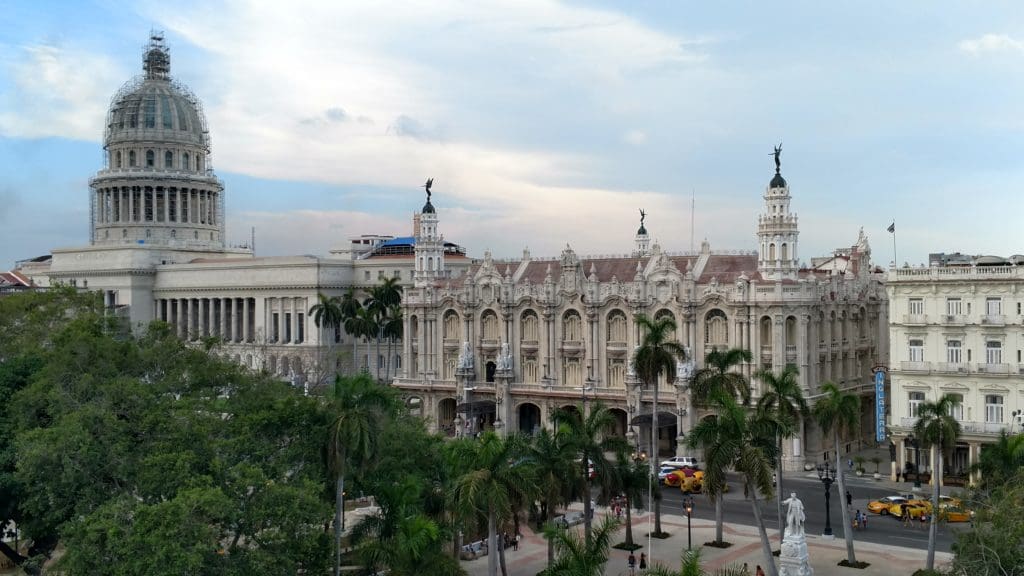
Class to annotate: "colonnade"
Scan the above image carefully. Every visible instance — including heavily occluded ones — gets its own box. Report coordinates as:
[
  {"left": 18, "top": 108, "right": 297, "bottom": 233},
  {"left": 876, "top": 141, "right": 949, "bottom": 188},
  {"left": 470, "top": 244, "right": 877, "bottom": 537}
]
[
  {"left": 156, "top": 297, "right": 254, "bottom": 342},
  {"left": 95, "top": 186, "right": 219, "bottom": 225}
]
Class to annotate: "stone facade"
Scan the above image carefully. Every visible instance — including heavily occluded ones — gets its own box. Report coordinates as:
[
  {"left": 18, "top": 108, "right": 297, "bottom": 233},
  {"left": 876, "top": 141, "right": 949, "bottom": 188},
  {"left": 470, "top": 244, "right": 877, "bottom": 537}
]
[{"left": 887, "top": 258, "right": 1024, "bottom": 484}]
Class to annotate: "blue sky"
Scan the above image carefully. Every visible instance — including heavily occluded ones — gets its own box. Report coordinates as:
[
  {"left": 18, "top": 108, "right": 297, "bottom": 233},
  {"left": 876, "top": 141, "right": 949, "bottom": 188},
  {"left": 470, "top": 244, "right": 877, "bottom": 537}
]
[{"left": 2, "top": 1, "right": 1023, "bottom": 268}]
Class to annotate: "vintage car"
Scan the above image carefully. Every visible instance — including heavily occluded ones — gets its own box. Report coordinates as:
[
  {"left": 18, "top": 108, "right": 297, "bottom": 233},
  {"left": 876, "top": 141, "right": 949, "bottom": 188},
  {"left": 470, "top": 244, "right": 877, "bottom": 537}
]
[
  {"left": 938, "top": 506, "right": 973, "bottom": 523},
  {"left": 664, "top": 467, "right": 700, "bottom": 488},
  {"left": 889, "top": 499, "right": 932, "bottom": 519},
  {"left": 867, "top": 495, "right": 913, "bottom": 515}
]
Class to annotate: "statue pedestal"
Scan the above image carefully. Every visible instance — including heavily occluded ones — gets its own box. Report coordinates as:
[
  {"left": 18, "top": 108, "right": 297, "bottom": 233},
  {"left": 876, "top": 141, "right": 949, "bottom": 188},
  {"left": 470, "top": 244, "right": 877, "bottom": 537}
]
[{"left": 778, "top": 530, "right": 813, "bottom": 576}]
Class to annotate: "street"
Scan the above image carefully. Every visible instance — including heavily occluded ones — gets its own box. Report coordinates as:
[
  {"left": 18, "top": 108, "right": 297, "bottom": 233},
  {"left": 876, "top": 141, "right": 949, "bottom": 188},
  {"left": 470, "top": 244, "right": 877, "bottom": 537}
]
[{"left": 658, "top": 472, "right": 961, "bottom": 552}]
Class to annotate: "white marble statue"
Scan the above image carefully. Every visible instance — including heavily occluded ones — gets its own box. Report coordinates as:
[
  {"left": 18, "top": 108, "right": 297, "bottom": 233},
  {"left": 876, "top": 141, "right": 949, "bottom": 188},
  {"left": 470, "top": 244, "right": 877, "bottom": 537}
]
[
  {"left": 783, "top": 492, "right": 805, "bottom": 538},
  {"left": 496, "top": 342, "right": 512, "bottom": 371},
  {"left": 457, "top": 341, "right": 474, "bottom": 370}
]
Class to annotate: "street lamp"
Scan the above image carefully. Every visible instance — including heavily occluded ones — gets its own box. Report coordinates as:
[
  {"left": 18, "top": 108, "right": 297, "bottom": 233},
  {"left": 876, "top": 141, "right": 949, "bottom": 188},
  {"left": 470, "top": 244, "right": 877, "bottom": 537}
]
[
  {"left": 682, "top": 495, "right": 695, "bottom": 550},
  {"left": 817, "top": 459, "right": 836, "bottom": 538},
  {"left": 907, "top": 434, "right": 921, "bottom": 489}
]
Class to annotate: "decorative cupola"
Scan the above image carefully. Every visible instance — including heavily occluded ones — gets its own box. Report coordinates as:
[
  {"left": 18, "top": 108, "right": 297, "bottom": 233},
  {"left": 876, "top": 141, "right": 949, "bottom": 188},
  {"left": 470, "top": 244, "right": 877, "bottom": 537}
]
[
  {"left": 757, "top": 144, "right": 800, "bottom": 281},
  {"left": 414, "top": 178, "right": 445, "bottom": 287},
  {"left": 633, "top": 209, "right": 651, "bottom": 257}
]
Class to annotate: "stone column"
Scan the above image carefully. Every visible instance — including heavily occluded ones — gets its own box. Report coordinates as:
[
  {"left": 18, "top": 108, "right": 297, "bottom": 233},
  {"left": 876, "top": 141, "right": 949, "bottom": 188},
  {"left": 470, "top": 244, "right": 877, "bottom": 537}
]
[
  {"left": 199, "top": 298, "right": 208, "bottom": 337},
  {"left": 128, "top": 187, "right": 134, "bottom": 222},
  {"left": 291, "top": 297, "right": 298, "bottom": 344},
  {"left": 242, "top": 298, "right": 250, "bottom": 343},
  {"left": 494, "top": 368, "right": 512, "bottom": 437},
  {"left": 183, "top": 298, "right": 191, "bottom": 340},
  {"left": 896, "top": 437, "right": 906, "bottom": 482}
]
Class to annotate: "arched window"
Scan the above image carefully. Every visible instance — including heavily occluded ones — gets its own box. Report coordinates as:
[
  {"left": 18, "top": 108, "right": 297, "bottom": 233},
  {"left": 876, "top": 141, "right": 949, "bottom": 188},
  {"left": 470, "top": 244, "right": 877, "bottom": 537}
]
[
  {"left": 442, "top": 310, "right": 460, "bottom": 340},
  {"left": 760, "top": 316, "right": 773, "bottom": 347},
  {"left": 785, "top": 316, "right": 797, "bottom": 346},
  {"left": 654, "top": 309, "right": 677, "bottom": 341},
  {"left": 115, "top": 151, "right": 122, "bottom": 168},
  {"left": 481, "top": 310, "right": 499, "bottom": 340},
  {"left": 562, "top": 310, "right": 582, "bottom": 341},
  {"left": 145, "top": 149, "right": 155, "bottom": 167},
  {"left": 182, "top": 153, "right": 190, "bottom": 170},
  {"left": 129, "top": 150, "right": 136, "bottom": 167},
  {"left": 521, "top": 311, "right": 539, "bottom": 341},
  {"left": 164, "top": 151, "right": 173, "bottom": 168},
  {"left": 704, "top": 309, "right": 728, "bottom": 349},
  {"left": 607, "top": 310, "right": 627, "bottom": 342},
  {"left": 781, "top": 243, "right": 789, "bottom": 261},
  {"left": 768, "top": 243, "right": 776, "bottom": 261}
]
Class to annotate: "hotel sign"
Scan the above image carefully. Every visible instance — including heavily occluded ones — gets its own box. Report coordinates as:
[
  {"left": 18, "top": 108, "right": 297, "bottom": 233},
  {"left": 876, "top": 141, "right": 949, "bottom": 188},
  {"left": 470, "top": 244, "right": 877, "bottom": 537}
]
[{"left": 873, "top": 367, "right": 887, "bottom": 443}]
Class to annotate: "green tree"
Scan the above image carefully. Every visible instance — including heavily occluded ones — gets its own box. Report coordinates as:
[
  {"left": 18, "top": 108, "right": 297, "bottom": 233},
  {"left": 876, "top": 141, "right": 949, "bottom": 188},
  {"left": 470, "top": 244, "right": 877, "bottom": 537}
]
[
  {"left": 309, "top": 292, "right": 344, "bottom": 386},
  {"left": 366, "top": 277, "right": 403, "bottom": 381},
  {"left": 913, "top": 393, "right": 962, "bottom": 571},
  {"left": 633, "top": 313, "right": 687, "bottom": 537},
  {"left": 812, "top": 382, "right": 860, "bottom": 567},
  {"left": 528, "top": 427, "right": 576, "bottom": 568},
  {"left": 384, "top": 302, "right": 404, "bottom": 381},
  {"left": 541, "top": 515, "right": 620, "bottom": 576},
  {"left": 338, "top": 287, "right": 363, "bottom": 374},
  {"left": 970, "top": 430, "right": 1024, "bottom": 489},
  {"left": 608, "top": 454, "right": 649, "bottom": 549},
  {"left": 642, "top": 547, "right": 749, "bottom": 576},
  {"left": 552, "top": 401, "right": 630, "bottom": 544},
  {"left": 450, "top": 432, "right": 536, "bottom": 576},
  {"left": 346, "top": 306, "right": 377, "bottom": 373},
  {"left": 325, "top": 373, "right": 401, "bottom": 576},
  {"left": 754, "top": 364, "right": 808, "bottom": 548},
  {"left": 688, "top": 390, "right": 781, "bottom": 576},
  {"left": 948, "top": 470, "right": 1024, "bottom": 576},
  {"left": 688, "top": 347, "right": 753, "bottom": 545}
]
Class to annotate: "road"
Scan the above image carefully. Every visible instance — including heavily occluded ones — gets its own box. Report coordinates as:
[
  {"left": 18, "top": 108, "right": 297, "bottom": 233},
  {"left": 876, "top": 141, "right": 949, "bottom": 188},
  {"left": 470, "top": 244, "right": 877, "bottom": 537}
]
[{"left": 657, "top": 471, "right": 961, "bottom": 552}]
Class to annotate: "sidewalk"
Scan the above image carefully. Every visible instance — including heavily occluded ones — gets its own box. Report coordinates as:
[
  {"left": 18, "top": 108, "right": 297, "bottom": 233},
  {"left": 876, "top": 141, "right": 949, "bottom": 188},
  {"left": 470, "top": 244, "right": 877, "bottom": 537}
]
[{"left": 460, "top": 503, "right": 953, "bottom": 576}]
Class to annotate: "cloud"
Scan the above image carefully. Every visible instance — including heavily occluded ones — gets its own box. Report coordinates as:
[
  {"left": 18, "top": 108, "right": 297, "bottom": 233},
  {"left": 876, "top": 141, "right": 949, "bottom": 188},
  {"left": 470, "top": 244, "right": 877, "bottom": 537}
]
[
  {"left": 623, "top": 129, "right": 647, "bottom": 145},
  {"left": 0, "top": 43, "right": 124, "bottom": 140},
  {"left": 958, "top": 34, "right": 1024, "bottom": 56}
]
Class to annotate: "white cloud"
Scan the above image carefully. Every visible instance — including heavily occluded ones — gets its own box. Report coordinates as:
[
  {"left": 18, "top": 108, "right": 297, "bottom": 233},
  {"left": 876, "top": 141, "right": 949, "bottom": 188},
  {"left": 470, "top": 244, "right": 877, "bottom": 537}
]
[
  {"left": 623, "top": 129, "right": 647, "bottom": 145},
  {"left": 958, "top": 33, "right": 1024, "bottom": 56},
  {"left": 0, "top": 43, "right": 124, "bottom": 140}
]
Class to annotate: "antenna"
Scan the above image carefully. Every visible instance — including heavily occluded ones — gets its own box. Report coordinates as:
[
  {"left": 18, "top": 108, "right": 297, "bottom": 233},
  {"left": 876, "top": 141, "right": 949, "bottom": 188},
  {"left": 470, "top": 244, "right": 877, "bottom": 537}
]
[
  {"left": 251, "top": 226, "right": 255, "bottom": 254},
  {"left": 690, "top": 190, "right": 695, "bottom": 252}
]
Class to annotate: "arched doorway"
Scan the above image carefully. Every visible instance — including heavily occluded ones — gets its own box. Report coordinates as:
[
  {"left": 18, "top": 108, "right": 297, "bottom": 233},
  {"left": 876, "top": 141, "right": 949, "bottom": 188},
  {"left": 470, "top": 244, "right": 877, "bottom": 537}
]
[
  {"left": 607, "top": 408, "right": 628, "bottom": 439},
  {"left": 486, "top": 361, "right": 497, "bottom": 383},
  {"left": 406, "top": 395, "right": 423, "bottom": 418},
  {"left": 438, "top": 397, "right": 457, "bottom": 436},
  {"left": 518, "top": 402, "right": 541, "bottom": 435}
]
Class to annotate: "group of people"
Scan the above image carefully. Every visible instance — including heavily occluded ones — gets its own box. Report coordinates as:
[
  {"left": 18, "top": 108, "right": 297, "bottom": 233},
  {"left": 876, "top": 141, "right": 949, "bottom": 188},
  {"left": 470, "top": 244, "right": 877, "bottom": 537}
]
[
  {"left": 851, "top": 510, "right": 868, "bottom": 530},
  {"left": 901, "top": 508, "right": 930, "bottom": 528},
  {"left": 501, "top": 531, "right": 521, "bottom": 550},
  {"left": 626, "top": 552, "right": 647, "bottom": 573}
]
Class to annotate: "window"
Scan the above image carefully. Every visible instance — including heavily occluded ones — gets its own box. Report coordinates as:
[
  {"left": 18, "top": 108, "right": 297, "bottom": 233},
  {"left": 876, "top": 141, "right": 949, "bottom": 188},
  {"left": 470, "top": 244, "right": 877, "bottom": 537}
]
[
  {"left": 122, "top": 229, "right": 127, "bottom": 239},
  {"left": 986, "top": 297, "right": 1002, "bottom": 315},
  {"left": 948, "top": 393, "right": 964, "bottom": 420},
  {"left": 985, "top": 395, "right": 1004, "bottom": 423},
  {"left": 481, "top": 311, "right": 499, "bottom": 340},
  {"left": 284, "top": 313, "right": 292, "bottom": 343},
  {"left": 364, "top": 270, "right": 371, "bottom": 281},
  {"left": 171, "top": 229, "right": 176, "bottom": 239},
  {"left": 145, "top": 149, "right": 155, "bottom": 167},
  {"left": 521, "top": 311, "right": 539, "bottom": 341},
  {"left": 393, "top": 270, "right": 401, "bottom": 279},
  {"left": 946, "top": 340, "right": 962, "bottom": 364},
  {"left": 909, "top": 391, "right": 925, "bottom": 418},
  {"left": 986, "top": 341, "right": 1002, "bottom": 364},
  {"left": 272, "top": 313, "right": 280, "bottom": 342},
  {"left": 946, "top": 298, "right": 962, "bottom": 315},
  {"left": 129, "top": 150, "right": 136, "bottom": 167},
  {"left": 908, "top": 339, "right": 924, "bottom": 362},
  {"left": 182, "top": 153, "right": 190, "bottom": 170},
  {"left": 146, "top": 229, "right": 151, "bottom": 238},
  {"left": 143, "top": 97, "right": 156, "bottom": 128},
  {"left": 607, "top": 311, "right": 627, "bottom": 342},
  {"left": 562, "top": 311, "right": 582, "bottom": 341},
  {"left": 908, "top": 298, "right": 924, "bottom": 315},
  {"left": 408, "top": 270, "right": 414, "bottom": 281},
  {"left": 378, "top": 270, "right": 386, "bottom": 280},
  {"left": 115, "top": 151, "right": 122, "bottom": 168},
  {"left": 160, "top": 95, "right": 173, "bottom": 129},
  {"left": 164, "top": 151, "right": 173, "bottom": 168}
]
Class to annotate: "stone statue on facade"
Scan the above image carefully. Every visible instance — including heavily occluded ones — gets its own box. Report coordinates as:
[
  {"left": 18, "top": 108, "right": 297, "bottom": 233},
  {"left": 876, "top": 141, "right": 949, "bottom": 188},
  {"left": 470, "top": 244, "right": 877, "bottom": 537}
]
[
  {"left": 496, "top": 342, "right": 512, "bottom": 371},
  {"left": 457, "top": 341, "right": 474, "bottom": 370}
]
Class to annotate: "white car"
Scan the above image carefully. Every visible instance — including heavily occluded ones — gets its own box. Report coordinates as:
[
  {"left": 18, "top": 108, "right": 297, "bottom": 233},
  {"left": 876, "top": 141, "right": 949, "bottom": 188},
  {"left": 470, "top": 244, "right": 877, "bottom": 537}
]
[{"left": 660, "top": 456, "right": 699, "bottom": 469}]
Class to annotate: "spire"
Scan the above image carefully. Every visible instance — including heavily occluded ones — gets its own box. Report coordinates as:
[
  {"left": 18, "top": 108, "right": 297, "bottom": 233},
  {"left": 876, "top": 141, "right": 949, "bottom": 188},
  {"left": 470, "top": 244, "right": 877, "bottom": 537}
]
[
  {"left": 143, "top": 31, "right": 170, "bottom": 80},
  {"left": 757, "top": 143, "right": 799, "bottom": 281}
]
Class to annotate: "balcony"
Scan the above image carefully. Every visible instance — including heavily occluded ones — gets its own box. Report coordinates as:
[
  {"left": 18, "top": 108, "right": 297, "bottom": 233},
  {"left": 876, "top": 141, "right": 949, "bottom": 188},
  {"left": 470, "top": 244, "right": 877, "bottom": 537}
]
[
  {"left": 981, "top": 314, "right": 1005, "bottom": 326},
  {"left": 559, "top": 340, "right": 584, "bottom": 356},
  {"left": 520, "top": 339, "right": 539, "bottom": 353},
  {"left": 942, "top": 314, "right": 967, "bottom": 325},
  {"left": 443, "top": 338, "right": 460, "bottom": 350},
  {"left": 975, "top": 363, "right": 1009, "bottom": 374},
  {"left": 903, "top": 314, "right": 927, "bottom": 325},
  {"left": 785, "top": 345, "right": 797, "bottom": 363},
  {"left": 605, "top": 340, "right": 628, "bottom": 357},
  {"left": 935, "top": 362, "right": 968, "bottom": 374},
  {"left": 901, "top": 417, "right": 1010, "bottom": 437},
  {"left": 480, "top": 338, "right": 499, "bottom": 351},
  {"left": 900, "top": 361, "right": 930, "bottom": 372}
]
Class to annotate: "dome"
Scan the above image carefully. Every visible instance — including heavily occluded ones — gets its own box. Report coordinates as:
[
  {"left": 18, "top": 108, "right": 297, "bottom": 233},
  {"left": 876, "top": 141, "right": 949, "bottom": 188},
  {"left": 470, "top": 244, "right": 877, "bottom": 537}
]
[
  {"left": 637, "top": 224, "right": 647, "bottom": 235},
  {"left": 422, "top": 199, "right": 436, "bottom": 214},
  {"left": 103, "top": 35, "right": 209, "bottom": 150},
  {"left": 770, "top": 172, "right": 787, "bottom": 188}
]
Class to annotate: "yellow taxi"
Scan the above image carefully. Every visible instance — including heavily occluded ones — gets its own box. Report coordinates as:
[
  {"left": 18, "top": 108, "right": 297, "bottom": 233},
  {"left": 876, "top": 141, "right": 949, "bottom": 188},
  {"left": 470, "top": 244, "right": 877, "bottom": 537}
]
[
  {"left": 938, "top": 506, "right": 973, "bottom": 523},
  {"left": 889, "top": 499, "right": 931, "bottom": 519},
  {"left": 867, "top": 495, "right": 909, "bottom": 515}
]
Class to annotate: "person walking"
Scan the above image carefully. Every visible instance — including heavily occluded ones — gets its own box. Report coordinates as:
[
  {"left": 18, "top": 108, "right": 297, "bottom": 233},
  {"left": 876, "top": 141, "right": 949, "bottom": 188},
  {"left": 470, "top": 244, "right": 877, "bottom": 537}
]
[
  {"left": 628, "top": 552, "right": 637, "bottom": 575},
  {"left": 756, "top": 566, "right": 766, "bottom": 576},
  {"left": 845, "top": 490, "right": 852, "bottom": 510},
  {"left": 513, "top": 532, "right": 520, "bottom": 551},
  {"left": 639, "top": 553, "right": 647, "bottom": 569}
]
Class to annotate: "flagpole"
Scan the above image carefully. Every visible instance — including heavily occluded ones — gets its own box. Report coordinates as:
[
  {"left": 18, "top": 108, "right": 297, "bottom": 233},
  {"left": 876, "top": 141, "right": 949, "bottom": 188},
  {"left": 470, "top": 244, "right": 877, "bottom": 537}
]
[{"left": 891, "top": 223, "right": 897, "bottom": 268}]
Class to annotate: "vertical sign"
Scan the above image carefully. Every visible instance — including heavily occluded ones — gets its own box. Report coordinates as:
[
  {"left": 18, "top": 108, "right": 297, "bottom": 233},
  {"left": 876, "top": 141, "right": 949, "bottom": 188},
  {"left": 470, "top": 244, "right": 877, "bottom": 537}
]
[{"left": 874, "top": 368, "right": 887, "bottom": 442}]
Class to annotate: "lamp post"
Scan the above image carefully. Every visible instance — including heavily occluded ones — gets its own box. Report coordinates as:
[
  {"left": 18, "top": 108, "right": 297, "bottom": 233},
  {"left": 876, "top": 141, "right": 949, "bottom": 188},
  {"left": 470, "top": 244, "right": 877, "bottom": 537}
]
[
  {"left": 817, "top": 459, "right": 836, "bottom": 538},
  {"left": 682, "top": 495, "right": 695, "bottom": 550},
  {"left": 907, "top": 434, "right": 921, "bottom": 489},
  {"left": 464, "top": 386, "right": 477, "bottom": 438}
]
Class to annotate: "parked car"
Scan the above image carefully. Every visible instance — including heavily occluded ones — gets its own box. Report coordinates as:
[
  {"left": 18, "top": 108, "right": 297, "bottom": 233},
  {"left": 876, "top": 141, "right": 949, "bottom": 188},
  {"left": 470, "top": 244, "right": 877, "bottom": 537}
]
[
  {"left": 889, "top": 499, "right": 931, "bottom": 519},
  {"left": 657, "top": 466, "right": 679, "bottom": 484},
  {"left": 938, "top": 506, "right": 973, "bottom": 523},
  {"left": 867, "top": 495, "right": 910, "bottom": 515},
  {"left": 661, "top": 456, "right": 699, "bottom": 468},
  {"left": 664, "top": 467, "right": 700, "bottom": 488}
]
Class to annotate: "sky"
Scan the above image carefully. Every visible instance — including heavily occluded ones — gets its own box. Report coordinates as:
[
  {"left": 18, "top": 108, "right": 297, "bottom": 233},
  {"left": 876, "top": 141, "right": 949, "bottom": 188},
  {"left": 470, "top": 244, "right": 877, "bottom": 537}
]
[{"left": 1, "top": 1, "right": 1023, "bottom": 269}]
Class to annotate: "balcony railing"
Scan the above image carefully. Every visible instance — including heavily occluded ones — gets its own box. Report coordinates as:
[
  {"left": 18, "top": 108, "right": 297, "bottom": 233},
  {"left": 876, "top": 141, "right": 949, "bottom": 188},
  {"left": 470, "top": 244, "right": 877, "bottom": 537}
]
[
  {"left": 975, "top": 363, "right": 1009, "bottom": 374},
  {"left": 900, "top": 417, "right": 1011, "bottom": 436},
  {"left": 981, "top": 314, "right": 1005, "bottom": 325},
  {"left": 900, "top": 361, "right": 930, "bottom": 372},
  {"left": 935, "top": 362, "right": 968, "bottom": 373},
  {"left": 942, "top": 314, "right": 968, "bottom": 325},
  {"left": 903, "top": 314, "right": 927, "bottom": 324}
]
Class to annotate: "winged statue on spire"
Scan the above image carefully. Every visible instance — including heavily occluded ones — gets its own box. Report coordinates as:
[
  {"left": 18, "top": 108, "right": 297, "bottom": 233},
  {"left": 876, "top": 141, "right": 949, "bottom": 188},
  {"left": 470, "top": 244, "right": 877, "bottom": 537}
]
[{"left": 422, "top": 178, "right": 434, "bottom": 201}]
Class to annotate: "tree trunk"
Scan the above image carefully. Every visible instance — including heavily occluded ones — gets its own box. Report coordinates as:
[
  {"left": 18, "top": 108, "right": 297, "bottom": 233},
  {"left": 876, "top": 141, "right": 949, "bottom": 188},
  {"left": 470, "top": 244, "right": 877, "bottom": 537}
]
[
  {"left": 386, "top": 336, "right": 393, "bottom": 381},
  {"left": 352, "top": 333, "right": 359, "bottom": 375},
  {"left": 927, "top": 443, "right": 940, "bottom": 570},
  {"left": 625, "top": 495, "right": 634, "bottom": 545},
  {"left": 715, "top": 494, "right": 725, "bottom": 544},
  {"left": 488, "top": 509, "right": 499, "bottom": 576},
  {"left": 0, "top": 541, "right": 27, "bottom": 568},
  {"left": 335, "top": 474, "right": 345, "bottom": 576},
  {"left": 776, "top": 434, "right": 785, "bottom": 549},
  {"left": 652, "top": 382, "right": 662, "bottom": 535},
  {"left": 583, "top": 462, "right": 593, "bottom": 544},
  {"left": 498, "top": 531, "right": 508, "bottom": 576},
  {"left": 834, "top": 431, "right": 857, "bottom": 565},
  {"left": 546, "top": 495, "right": 556, "bottom": 568},
  {"left": 749, "top": 485, "right": 779, "bottom": 576},
  {"left": 375, "top": 328, "right": 381, "bottom": 380}
]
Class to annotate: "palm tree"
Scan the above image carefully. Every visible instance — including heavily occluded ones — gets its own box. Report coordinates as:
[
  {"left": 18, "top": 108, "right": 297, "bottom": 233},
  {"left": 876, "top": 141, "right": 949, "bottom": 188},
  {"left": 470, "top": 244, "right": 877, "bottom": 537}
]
[
  {"left": 528, "top": 427, "right": 576, "bottom": 568},
  {"left": 689, "top": 391, "right": 780, "bottom": 576},
  {"left": 913, "top": 394, "right": 962, "bottom": 571},
  {"left": 971, "top": 430, "right": 1024, "bottom": 489},
  {"left": 755, "top": 364, "right": 808, "bottom": 548},
  {"left": 608, "top": 454, "right": 648, "bottom": 549},
  {"left": 552, "top": 401, "right": 630, "bottom": 545},
  {"left": 366, "top": 278, "right": 403, "bottom": 381},
  {"left": 338, "top": 288, "right": 363, "bottom": 374},
  {"left": 542, "top": 515, "right": 620, "bottom": 576},
  {"left": 688, "top": 347, "right": 753, "bottom": 545},
  {"left": 450, "top": 432, "right": 536, "bottom": 576},
  {"left": 383, "top": 303, "right": 404, "bottom": 381},
  {"left": 346, "top": 307, "right": 377, "bottom": 374},
  {"left": 325, "top": 373, "right": 401, "bottom": 576},
  {"left": 633, "top": 313, "right": 687, "bottom": 536},
  {"left": 812, "top": 382, "right": 860, "bottom": 567},
  {"left": 691, "top": 348, "right": 753, "bottom": 406},
  {"left": 643, "top": 547, "right": 749, "bottom": 576},
  {"left": 309, "top": 292, "right": 344, "bottom": 386}
]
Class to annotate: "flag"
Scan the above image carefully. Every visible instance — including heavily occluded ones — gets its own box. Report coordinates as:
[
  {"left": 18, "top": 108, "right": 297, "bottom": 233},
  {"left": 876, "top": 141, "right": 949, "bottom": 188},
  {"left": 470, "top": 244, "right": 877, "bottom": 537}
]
[{"left": 887, "top": 222, "right": 895, "bottom": 233}]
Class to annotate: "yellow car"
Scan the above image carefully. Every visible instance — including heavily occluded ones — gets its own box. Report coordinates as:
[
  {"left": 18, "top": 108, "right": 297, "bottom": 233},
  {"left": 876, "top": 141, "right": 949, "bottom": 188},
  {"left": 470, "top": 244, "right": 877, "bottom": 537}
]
[
  {"left": 868, "top": 496, "right": 909, "bottom": 515},
  {"left": 938, "top": 506, "right": 973, "bottom": 523},
  {"left": 937, "top": 495, "right": 962, "bottom": 509},
  {"left": 890, "top": 499, "right": 931, "bottom": 519}
]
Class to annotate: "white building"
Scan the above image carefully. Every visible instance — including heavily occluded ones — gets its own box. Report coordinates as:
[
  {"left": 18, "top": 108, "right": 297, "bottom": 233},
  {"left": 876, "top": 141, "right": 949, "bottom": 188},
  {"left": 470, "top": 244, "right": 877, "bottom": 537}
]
[
  {"left": 17, "top": 34, "right": 471, "bottom": 384},
  {"left": 887, "top": 255, "right": 1024, "bottom": 485}
]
